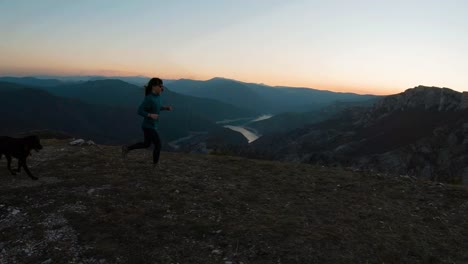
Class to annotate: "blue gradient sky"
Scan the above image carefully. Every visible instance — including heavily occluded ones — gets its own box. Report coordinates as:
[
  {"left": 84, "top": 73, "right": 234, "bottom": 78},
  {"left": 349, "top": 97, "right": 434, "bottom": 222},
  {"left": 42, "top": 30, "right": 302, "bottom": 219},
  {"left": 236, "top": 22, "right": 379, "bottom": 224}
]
[{"left": 1, "top": 0, "right": 467, "bottom": 94}]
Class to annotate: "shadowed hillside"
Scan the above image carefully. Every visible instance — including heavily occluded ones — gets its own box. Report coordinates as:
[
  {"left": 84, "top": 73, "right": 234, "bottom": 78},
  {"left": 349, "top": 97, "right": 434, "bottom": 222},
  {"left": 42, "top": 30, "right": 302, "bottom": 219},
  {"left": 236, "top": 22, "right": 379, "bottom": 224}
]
[
  {"left": 0, "top": 140, "right": 467, "bottom": 263},
  {"left": 0, "top": 82, "right": 248, "bottom": 144},
  {"left": 248, "top": 86, "right": 468, "bottom": 183},
  {"left": 24, "top": 79, "right": 256, "bottom": 122}
]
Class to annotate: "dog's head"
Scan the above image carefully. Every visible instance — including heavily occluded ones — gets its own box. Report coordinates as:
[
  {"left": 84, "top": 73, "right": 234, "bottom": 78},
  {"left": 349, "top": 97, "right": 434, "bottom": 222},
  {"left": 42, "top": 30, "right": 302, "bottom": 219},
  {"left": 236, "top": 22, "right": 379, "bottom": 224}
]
[{"left": 24, "top": 135, "right": 43, "bottom": 153}]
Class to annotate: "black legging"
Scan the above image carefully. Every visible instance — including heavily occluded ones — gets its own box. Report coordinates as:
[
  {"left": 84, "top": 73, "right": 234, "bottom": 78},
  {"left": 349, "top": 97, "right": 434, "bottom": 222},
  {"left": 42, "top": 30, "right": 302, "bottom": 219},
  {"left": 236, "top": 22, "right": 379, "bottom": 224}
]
[{"left": 128, "top": 128, "right": 161, "bottom": 164}]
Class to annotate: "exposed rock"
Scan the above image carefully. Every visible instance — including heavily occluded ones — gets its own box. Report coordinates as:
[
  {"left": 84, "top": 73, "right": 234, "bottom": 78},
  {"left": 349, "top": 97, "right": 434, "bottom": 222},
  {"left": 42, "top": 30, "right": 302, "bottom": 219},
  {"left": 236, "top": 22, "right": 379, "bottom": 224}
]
[
  {"left": 211, "top": 249, "right": 222, "bottom": 255},
  {"left": 69, "top": 139, "right": 85, "bottom": 146},
  {"left": 70, "top": 139, "right": 100, "bottom": 147}
]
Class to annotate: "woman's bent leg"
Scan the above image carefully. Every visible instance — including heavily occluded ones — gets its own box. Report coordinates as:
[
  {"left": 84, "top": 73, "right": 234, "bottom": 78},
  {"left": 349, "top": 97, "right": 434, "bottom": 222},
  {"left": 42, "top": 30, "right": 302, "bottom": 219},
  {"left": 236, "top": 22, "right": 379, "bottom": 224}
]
[{"left": 125, "top": 129, "right": 152, "bottom": 154}]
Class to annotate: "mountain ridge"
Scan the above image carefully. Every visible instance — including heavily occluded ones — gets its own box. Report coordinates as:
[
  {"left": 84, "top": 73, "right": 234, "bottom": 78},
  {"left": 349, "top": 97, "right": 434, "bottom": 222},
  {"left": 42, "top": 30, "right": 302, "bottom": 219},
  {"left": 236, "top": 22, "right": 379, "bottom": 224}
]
[{"left": 237, "top": 86, "right": 468, "bottom": 184}]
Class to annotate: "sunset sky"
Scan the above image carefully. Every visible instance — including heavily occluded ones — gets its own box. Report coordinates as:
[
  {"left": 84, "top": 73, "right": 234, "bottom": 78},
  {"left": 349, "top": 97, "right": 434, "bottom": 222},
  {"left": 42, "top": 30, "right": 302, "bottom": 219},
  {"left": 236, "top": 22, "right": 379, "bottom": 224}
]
[{"left": 1, "top": 0, "right": 467, "bottom": 95}]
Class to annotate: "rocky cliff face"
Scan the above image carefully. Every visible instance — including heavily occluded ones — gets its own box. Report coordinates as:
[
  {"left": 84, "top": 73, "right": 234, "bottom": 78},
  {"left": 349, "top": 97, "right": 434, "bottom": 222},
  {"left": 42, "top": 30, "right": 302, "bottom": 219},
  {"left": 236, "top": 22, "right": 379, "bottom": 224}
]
[
  {"left": 377, "top": 86, "right": 462, "bottom": 111},
  {"left": 356, "top": 86, "right": 463, "bottom": 127}
]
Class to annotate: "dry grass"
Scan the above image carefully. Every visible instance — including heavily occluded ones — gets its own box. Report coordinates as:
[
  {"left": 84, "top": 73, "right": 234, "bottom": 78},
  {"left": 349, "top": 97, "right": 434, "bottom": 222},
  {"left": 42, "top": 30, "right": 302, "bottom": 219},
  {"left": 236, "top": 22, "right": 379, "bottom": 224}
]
[{"left": 0, "top": 139, "right": 467, "bottom": 263}]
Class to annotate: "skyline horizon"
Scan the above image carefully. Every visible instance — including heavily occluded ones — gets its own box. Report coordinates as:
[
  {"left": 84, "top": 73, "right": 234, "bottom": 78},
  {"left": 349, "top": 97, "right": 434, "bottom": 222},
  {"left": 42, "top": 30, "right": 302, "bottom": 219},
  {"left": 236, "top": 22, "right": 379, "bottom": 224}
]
[
  {"left": 1, "top": 70, "right": 457, "bottom": 96},
  {"left": 0, "top": 66, "right": 404, "bottom": 95}
]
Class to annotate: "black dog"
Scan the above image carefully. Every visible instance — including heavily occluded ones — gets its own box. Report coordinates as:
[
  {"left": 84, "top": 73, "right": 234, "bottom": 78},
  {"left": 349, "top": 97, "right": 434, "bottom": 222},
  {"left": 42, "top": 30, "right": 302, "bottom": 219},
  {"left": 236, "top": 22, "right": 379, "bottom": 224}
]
[{"left": 0, "top": 135, "right": 43, "bottom": 180}]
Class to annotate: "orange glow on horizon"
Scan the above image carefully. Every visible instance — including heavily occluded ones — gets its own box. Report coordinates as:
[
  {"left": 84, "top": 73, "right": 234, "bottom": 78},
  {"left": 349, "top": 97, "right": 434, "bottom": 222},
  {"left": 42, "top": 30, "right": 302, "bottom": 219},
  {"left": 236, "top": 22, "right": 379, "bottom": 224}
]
[{"left": 0, "top": 66, "right": 404, "bottom": 96}]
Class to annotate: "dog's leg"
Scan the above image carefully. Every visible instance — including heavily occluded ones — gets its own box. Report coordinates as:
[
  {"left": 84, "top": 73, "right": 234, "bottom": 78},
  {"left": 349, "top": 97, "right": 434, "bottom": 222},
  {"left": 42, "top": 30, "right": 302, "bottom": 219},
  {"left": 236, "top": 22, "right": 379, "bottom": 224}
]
[
  {"left": 15, "top": 159, "right": 22, "bottom": 173},
  {"left": 6, "top": 155, "right": 16, "bottom": 175},
  {"left": 20, "top": 158, "right": 38, "bottom": 180}
]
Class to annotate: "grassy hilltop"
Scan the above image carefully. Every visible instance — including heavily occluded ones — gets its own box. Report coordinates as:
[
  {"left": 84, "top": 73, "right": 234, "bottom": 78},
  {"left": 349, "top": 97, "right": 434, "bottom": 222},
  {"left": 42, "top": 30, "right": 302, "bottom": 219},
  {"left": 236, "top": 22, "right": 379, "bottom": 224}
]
[{"left": 0, "top": 140, "right": 467, "bottom": 263}]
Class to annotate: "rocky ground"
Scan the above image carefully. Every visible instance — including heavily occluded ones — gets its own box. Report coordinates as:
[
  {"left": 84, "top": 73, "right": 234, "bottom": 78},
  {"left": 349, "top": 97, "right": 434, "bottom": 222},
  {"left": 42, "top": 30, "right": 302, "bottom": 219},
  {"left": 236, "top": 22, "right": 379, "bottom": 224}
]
[{"left": 0, "top": 140, "right": 467, "bottom": 263}]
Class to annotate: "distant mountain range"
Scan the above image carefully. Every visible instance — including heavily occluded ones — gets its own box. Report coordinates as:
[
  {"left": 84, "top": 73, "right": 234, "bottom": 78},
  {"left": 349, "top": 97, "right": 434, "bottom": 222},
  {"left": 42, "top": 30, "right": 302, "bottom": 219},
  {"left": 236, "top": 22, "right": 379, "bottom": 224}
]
[
  {"left": 0, "top": 81, "right": 246, "bottom": 144},
  {"left": 0, "top": 76, "right": 379, "bottom": 140},
  {"left": 0, "top": 78, "right": 256, "bottom": 123},
  {"left": 168, "top": 77, "right": 379, "bottom": 113},
  {"left": 0, "top": 76, "right": 152, "bottom": 86},
  {"left": 0, "top": 77, "right": 67, "bottom": 87},
  {"left": 1, "top": 76, "right": 379, "bottom": 114}
]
